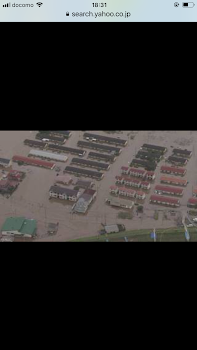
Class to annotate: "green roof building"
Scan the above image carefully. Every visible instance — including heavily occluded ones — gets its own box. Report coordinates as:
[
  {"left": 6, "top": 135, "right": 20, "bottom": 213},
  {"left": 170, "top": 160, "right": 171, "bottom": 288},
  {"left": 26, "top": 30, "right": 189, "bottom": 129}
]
[{"left": 1, "top": 217, "right": 37, "bottom": 238}]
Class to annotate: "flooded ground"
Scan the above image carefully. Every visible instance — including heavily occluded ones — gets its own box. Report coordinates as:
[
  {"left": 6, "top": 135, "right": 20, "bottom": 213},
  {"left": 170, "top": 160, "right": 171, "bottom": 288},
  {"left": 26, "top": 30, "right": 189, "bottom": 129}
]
[{"left": 0, "top": 130, "right": 196, "bottom": 241}]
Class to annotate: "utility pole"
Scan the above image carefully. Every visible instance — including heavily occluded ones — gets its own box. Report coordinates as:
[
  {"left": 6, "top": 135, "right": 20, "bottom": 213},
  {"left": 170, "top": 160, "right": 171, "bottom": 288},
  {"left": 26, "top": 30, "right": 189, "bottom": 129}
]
[
  {"left": 104, "top": 213, "right": 107, "bottom": 226},
  {"left": 44, "top": 206, "right": 47, "bottom": 229},
  {"left": 153, "top": 228, "right": 157, "bottom": 242},
  {"left": 182, "top": 214, "right": 190, "bottom": 242}
]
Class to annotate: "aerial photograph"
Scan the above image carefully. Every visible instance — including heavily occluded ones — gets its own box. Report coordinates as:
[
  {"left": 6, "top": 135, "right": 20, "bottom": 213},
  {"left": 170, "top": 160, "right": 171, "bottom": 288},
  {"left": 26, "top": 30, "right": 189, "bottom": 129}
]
[{"left": 0, "top": 130, "right": 196, "bottom": 242}]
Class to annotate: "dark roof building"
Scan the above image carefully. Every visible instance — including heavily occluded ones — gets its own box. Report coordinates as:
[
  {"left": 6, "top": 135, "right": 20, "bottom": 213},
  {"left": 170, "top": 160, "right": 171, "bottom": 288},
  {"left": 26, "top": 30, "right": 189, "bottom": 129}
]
[
  {"left": 0, "top": 158, "right": 12, "bottom": 168},
  {"left": 173, "top": 149, "right": 192, "bottom": 158},
  {"left": 167, "top": 156, "right": 188, "bottom": 166},
  {"left": 75, "top": 180, "right": 94, "bottom": 189},
  {"left": 71, "top": 158, "right": 110, "bottom": 171},
  {"left": 77, "top": 141, "right": 121, "bottom": 155},
  {"left": 49, "top": 186, "right": 80, "bottom": 201},
  {"left": 83, "top": 133, "right": 127, "bottom": 147},
  {"left": 64, "top": 166, "right": 104, "bottom": 180},
  {"left": 142, "top": 144, "right": 167, "bottom": 154}
]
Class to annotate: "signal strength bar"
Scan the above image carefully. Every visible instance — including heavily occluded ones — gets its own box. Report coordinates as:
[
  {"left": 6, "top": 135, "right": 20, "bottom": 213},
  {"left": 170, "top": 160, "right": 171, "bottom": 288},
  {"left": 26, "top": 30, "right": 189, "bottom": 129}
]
[{"left": 2, "top": 2, "right": 11, "bottom": 7}]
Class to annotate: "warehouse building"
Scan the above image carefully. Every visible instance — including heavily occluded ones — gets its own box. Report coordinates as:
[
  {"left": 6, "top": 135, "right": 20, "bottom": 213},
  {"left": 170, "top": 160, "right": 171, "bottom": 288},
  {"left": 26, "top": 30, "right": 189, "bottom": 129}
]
[
  {"left": 1, "top": 217, "right": 37, "bottom": 238},
  {"left": 29, "top": 149, "right": 68, "bottom": 162}
]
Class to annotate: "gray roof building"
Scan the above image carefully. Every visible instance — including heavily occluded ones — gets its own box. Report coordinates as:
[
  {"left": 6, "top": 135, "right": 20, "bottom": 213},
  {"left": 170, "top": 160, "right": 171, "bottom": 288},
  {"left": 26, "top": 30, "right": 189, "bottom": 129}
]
[{"left": 0, "top": 158, "right": 12, "bottom": 168}]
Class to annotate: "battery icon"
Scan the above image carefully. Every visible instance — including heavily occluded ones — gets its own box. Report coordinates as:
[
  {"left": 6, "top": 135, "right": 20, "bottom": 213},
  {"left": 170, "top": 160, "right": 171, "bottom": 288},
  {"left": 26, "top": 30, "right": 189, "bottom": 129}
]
[{"left": 182, "top": 2, "right": 195, "bottom": 7}]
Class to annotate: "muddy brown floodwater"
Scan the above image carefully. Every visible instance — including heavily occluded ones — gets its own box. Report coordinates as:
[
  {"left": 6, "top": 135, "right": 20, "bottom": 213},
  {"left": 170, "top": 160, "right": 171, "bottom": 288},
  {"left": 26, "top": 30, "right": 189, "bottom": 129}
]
[{"left": 0, "top": 130, "right": 196, "bottom": 241}]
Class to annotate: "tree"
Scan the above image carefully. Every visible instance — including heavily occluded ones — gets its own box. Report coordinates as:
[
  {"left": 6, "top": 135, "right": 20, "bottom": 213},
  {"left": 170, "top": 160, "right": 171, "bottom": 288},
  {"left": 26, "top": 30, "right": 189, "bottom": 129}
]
[{"left": 137, "top": 205, "right": 144, "bottom": 213}]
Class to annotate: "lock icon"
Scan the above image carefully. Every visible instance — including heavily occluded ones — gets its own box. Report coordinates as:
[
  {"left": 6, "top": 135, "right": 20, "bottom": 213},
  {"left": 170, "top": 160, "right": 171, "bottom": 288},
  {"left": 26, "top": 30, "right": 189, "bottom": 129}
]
[{"left": 66, "top": 11, "right": 69, "bottom": 16}]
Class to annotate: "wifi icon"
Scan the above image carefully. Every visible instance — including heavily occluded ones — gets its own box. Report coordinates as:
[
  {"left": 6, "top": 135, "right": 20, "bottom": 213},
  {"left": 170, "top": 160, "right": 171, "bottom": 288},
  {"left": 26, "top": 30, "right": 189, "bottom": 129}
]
[{"left": 36, "top": 2, "right": 43, "bottom": 7}]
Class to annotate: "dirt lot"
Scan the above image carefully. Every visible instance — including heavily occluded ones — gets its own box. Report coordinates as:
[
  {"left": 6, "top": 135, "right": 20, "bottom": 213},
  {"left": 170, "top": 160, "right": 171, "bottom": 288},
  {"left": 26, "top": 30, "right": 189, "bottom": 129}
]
[{"left": 0, "top": 130, "right": 196, "bottom": 241}]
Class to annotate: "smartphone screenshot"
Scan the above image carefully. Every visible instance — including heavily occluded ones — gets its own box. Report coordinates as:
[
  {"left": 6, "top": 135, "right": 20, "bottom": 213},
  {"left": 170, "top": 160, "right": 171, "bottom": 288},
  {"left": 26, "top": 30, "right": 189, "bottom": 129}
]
[{"left": 0, "top": 0, "right": 196, "bottom": 22}]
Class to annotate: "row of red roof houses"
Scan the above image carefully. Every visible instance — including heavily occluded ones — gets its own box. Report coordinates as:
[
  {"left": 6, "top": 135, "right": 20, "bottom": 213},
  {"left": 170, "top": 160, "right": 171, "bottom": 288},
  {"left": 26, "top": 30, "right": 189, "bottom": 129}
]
[
  {"left": 150, "top": 195, "right": 180, "bottom": 207},
  {"left": 121, "top": 167, "right": 156, "bottom": 181},
  {"left": 160, "top": 176, "right": 187, "bottom": 187},
  {"left": 186, "top": 188, "right": 197, "bottom": 208},
  {"left": 116, "top": 176, "right": 151, "bottom": 190},
  {"left": 192, "top": 188, "right": 197, "bottom": 198},
  {"left": 150, "top": 162, "right": 191, "bottom": 208},
  {"left": 154, "top": 185, "right": 184, "bottom": 197},
  {"left": 13, "top": 155, "right": 55, "bottom": 170},
  {"left": 149, "top": 166, "right": 187, "bottom": 207},
  {"left": 110, "top": 186, "right": 146, "bottom": 200},
  {"left": 187, "top": 198, "right": 197, "bottom": 208},
  {"left": 160, "top": 165, "right": 186, "bottom": 177},
  {"left": 149, "top": 162, "right": 192, "bottom": 208}
]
